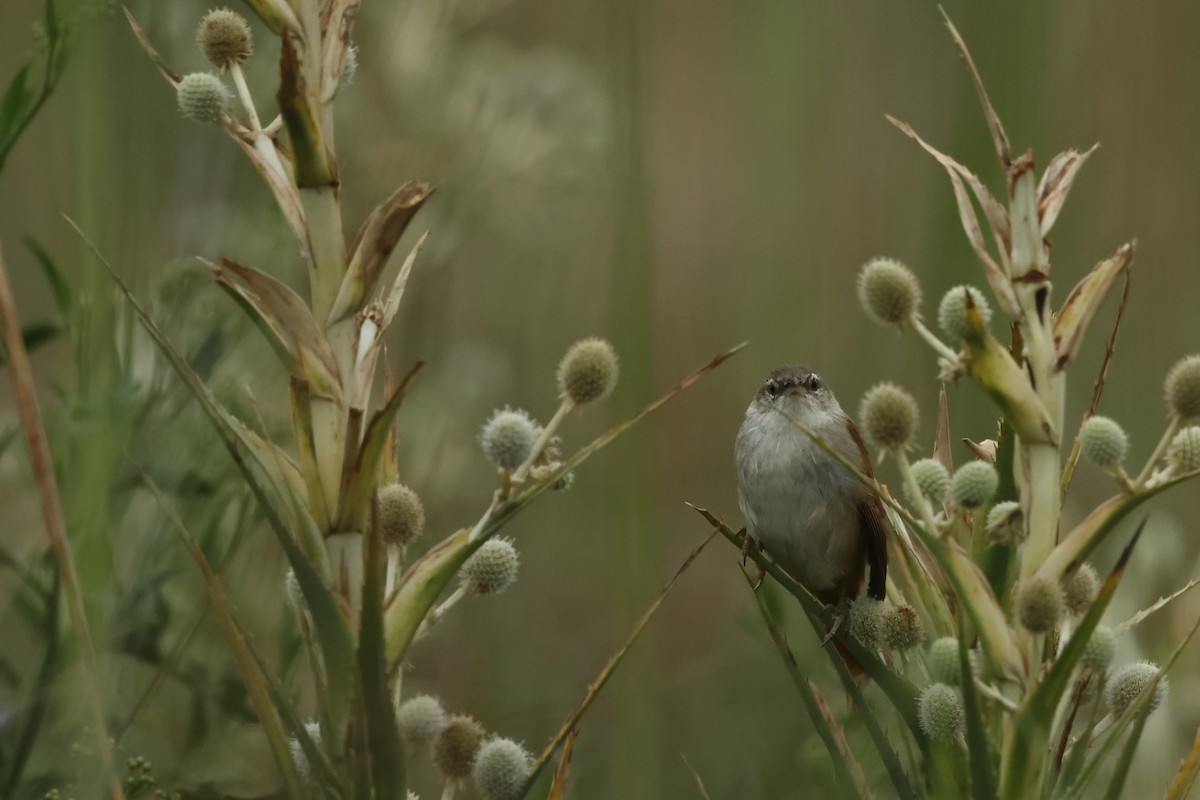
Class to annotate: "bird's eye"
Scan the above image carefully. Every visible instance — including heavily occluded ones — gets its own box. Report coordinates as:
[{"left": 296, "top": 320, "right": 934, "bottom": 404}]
[
  {"left": 808, "top": 374, "right": 822, "bottom": 391},
  {"left": 765, "top": 380, "right": 778, "bottom": 397}
]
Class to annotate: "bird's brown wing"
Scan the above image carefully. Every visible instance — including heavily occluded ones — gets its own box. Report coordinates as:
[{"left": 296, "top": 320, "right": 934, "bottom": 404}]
[{"left": 847, "top": 418, "right": 890, "bottom": 601}]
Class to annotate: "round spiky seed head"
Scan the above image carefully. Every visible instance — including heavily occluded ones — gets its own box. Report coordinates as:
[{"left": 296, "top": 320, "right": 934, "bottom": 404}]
[
  {"left": 479, "top": 408, "right": 538, "bottom": 470},
  {"left": 952, "top": 461, "right": 998, "bottom": 509},
  {"left": 557, "top": 338, "right": 619, "bottom": 404},
  {"left": 857, "top": 257, "right": 922, "bottom": 327},
  {"left": 1016, "top": 575, "right": 1065, "bottom": 634},
  {"left": 909, "top": 458, "right": 951, "bottom": 504},
  {"left": 1079, "top": 416, "right": 1128, "bottom": 469},
  {"left": 472, "top": 737, "right": 532, "bottom": 800},
  {"left": 1106, "top": 661, "right": 1168, "bottom": 718},
  {"left": 937, "top": 285, "right": 992, "bottom": 341},
  {"left": 927, "top": 637, "right": 963, "bottom": 685},
  {"left": 986, "top": 500, "right": 1024, "bottom": 545},
  {"left": 397, "top": 695, "right": 448, "bottom": 750},
  {"left": 1169, "top": 426, "right": 1200, "bottom": 473},
  {"left": 859, "top": 383, "right": 919, "bottom": 450},
  {"left": 850, "top": 597, "right": 886, "bottom": 648},
  {"left": 1081, "top": 625, "right": 1116, "bottom": 675},
  {"left": 434, "top": 716, "right": 487, "bottom": 780},
  {"left": 918, "top": 683, "right": 964, "bottom": 743},
  {"left": 176, "top": 73, "right": 230, "bottom": 124},
  {"left": 377, "top": 483, "right": 426, "bottom": 546},
  {"left": 882, "top": 604, "right": 923, "bottom": 650},
  {"left": 1063, "top": 564, "right": 1099, "bottom": 616},
  {"left": 1166, "top": 355, "right": 1200, "bottom": 420},
  {"left": 197, "top": 8, "right": 253, "bottom": 69},
  {"left": 462, "top": 538, "right": 520, "bottom": 595}
]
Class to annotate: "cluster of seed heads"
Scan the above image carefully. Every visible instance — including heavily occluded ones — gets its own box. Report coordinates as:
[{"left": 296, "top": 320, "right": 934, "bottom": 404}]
[{"left": 849, "top": 597, "right": 924, "bottom": 651}]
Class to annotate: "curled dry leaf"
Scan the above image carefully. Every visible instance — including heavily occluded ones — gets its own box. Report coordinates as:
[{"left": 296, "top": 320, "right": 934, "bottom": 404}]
[
  {"left": 1052, "top": 243, "right": 1134, "bottom": 371},
  {"left": 1038, "top": 146, "right": 1097, "bottom": 236}
]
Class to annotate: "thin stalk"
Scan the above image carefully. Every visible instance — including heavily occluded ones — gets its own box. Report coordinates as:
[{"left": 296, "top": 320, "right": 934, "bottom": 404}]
[
  {"left": 911, "top": 315, "right": 962, "bottom": 364},
  {"left": 413, "top": 585, "right": 468, "bottom": 642},
  {"left": 511, "top": 398, "right": 574, "bottom": 484},
  {"left": 0, "top": 244, "right": 125, "bottom": 800},
  {"left": 1134, "top": 417, "right": 1179, "bottom": 489}
]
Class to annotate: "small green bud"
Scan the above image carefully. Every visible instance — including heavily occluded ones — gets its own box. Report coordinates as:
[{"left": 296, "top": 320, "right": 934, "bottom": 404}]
[
  {"left": 1105, "top": 661, "right": 1168, "bottom": 718},
  {"left": 937, "top": 285, "right": 992, "bottom": 341},
  {"left": 1169, "top": 426, "right": 1200, "bottom": 473},
  {"left": 1062, "top": 564, "right": 1099, "bottom": 616},
  {"left": 882, "top": 604, "right": 923, "bottom": 650},
  {"left": 1079, "top": 416, "right": 1128, "bottom": 469},
  {"left": 1015, "top": 575, "right": 1065, "bottom": 633},
  {"left": 859, "top": 383, "right": 919, "bottom": 450},
  {"left": 952, "top": 461, "right": 998, "bottom": 509},
  {"left": 462, "top": 538, "right": 520, "bottom": 595},
  {"left": 927, "top": 637, "right": 962, "bottom": 685},
  {"left": 176, "top": 73, "right": 231, "bottom": 124},
  {"left": 1165, "top": 355, "right": 1200, "bottom": 419},
  {"left": 377, "top": 483, "right": 426, "bottom": 545},
  {"left": 556, "top": 338, "right": 619, "bottom": 404},
  {"left": 909, "top": 458, "right": 951, "bottom": 504},
  {"left": 479, "top": 408, "right": 538, "bottom": 470},
  {"left": 985, "top": 500, "right": 1024, "bottom": 545},
  {"left": 849, "top": 597, "right": 886, "bottom": 648},
  {"left": 472, "top": 737, "right": 532, "bottom": 800},
  {"left": 434, "top": 716, "right": 487, "bottom": 780},
  {"left": 197, "top": 8, "right": 253, "bottom": 69},
  {"left": 1080, "top": 625, "right": 1116, "bottom": 675},
  {"left": 918, "top": 683, "right": 964, "bottom": 743},
  {"left": 857, "top": 257, "right": 922, "bottom": 327},
  {"left": 397, "top": 695, "right": 448, "bottom": 750}
]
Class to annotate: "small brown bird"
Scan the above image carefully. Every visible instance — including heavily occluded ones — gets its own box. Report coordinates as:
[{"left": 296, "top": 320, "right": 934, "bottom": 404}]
[{"left": 734, "top": 365, "right": 889, "bottom": 610}]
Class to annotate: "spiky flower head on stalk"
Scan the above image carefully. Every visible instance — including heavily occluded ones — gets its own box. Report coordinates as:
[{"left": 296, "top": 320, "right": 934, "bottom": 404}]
[
  {"left": 1169, "top": 426, "right": 1200, "bottom": 473},
  {"left": 1015, "top": 575, "right": 1065, "bottom": 634},
  {"left": 927, "top": 637, "right": 962, "bottom": 685},
  {"left": 196, "top": 8, "right": 253, "bottom": 70},
  {"left": 882, "top": 604, "right": 923, "bottom": 650},
  {"left": 859, "top": 383, "right": 919, "bottom": 450},
  {"left": 857, "top": 257, "right": 922, "bottom": 327},
  {"left": 1165, "top": 355, "right": 1200, "bottom": 420},
  {"left": 397, "top": 695, "right": 448, "bottom": 750},
  {"left": 937, "top": 285, "right": 992, "bottom": 341},
  {"left": 462, "top": 538, "right": 520, "bottom": 595},
  {"left": 1079, "top": 416, "right": 1128, "bottom": 469},
  {"left": 376, "top": 483, "right": 426, "bottom": 546},
  {"left": 952, "top": 461, "right": 998, "bottom": 508},
  {"left": 909, "top": 458, "right": 951, "bottom": 504},
  {"left": 1081, "top": 625, "right": 1116, "bottom": 675},
  {"left": 479, "top": 408, "right": 538, "bottom": 470},
  {"left": 435, "top": 716, "right": 487, "bottom": 780},
  {"left": 918, "top": 684, "right": 964, "bottom": 743},
  {"left": 985, "top": 500, "right": 1024, "bottom": 545},
  {"left": 1062, "top": 564, "right": 1099, "bottom": 616},
  {"left": 557, "top": 338, "right": 619, "bottom": 404},
  {"left": 176, "top": 73, "right": 230, "bottom": 124},
  {"left": 473, "top": 738, "right": 532, "bottom": 800},
  {"left": 850, "top": 597, "right": 886, "bottom": 648},
  {"left": 1106, "top": 661, "right": 1168, "bottom": 717}
]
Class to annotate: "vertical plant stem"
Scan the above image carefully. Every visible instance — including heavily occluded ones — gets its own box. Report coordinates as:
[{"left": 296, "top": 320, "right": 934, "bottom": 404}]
[{"left": 0, "top": 243, "right": 125, "bottom": 800}]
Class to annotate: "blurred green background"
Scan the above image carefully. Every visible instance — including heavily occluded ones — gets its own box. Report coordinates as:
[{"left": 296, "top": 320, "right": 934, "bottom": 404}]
[{"left": 2, "top": 0, "right": 1199, "bottom": 797}]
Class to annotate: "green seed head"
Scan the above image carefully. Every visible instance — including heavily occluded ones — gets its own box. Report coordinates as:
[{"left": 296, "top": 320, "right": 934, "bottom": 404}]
[
  {"left": 1079, "top": 416, "right": 1129, "bottom": 469},
  {"left": 377, "top": 483, "right": 426, "bottom": 546},
  {"left": 434, "top": 716, "right": 487, "bottom": 780},
  {"left": 472, "top": 737, "right": 532, "bottom": 800},
  {"left": 909, "top": 458, "right": 951, "bottom": 504},
  {"left": 849, "top": 597, "right": 886, "bottom": 649},
  {"left": 397, "top": 695, "right": 448, "bottom": 750},
  {"left": 952, "top": 461, "right": 998, "bottom": 509},
  {"left": 1169, "top": 426, "right": 1200, "bottom": 473},
  {"left": 1062, "top": 564, "right": 1099, "bottom": 616},
  {"left": 937, "top": 285, "right": 992, "bottom": 341},
  {"left": 556, "top": 338, "right": 619, "bottom": 404},
  {"left": 857, "top": 257, "right": 922, "bottom": 327},
  {"left": 882, "top": 604, "right": 923, "bottom": 651},
  {"left": 176, "top": 73, "right": 231, "bottom": 124},
  {"left": 1166, "top": 355, "right": 1200, "bottom": 420},
  {"left": 1081, "top": 625, "right": 1116, "bottom": 675},
  {"left": 462, "top": 538, "right": 520, "bottom": 595},
  {"left": 1105, "top": 661, "right": 1168, "bottom": 718},
  {"left": 985, "top": 500, "right": 1024, "bottom": 545},
  {"left": 1016, "top": 575, "right": 1065, "bottom": 634},
  {"left": 918, "top": 683, "right": 964, "bottom": 743},
  {"left": 197, "top": 8, "right": 253, "bottom": 69},
  {"left": 479, "top": 408, "right": 538, "bottom": 470},
  {"left": 859, "top": 383, "right": 919, "bottom": 450},
  {"left": 927, "top": 637, "right": 962, "bottom": 685}
]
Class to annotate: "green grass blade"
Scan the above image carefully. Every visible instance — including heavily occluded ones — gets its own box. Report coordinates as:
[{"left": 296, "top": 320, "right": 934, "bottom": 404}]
[
  {"left": 23, "top": 236, "right": 70, "bottom": 318},
  {"left": 1100, "top": 715, "right": 1148, "bottom": 800},
  {"left": 958, "top": 618, "right": 997, "bottom": 800}
]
